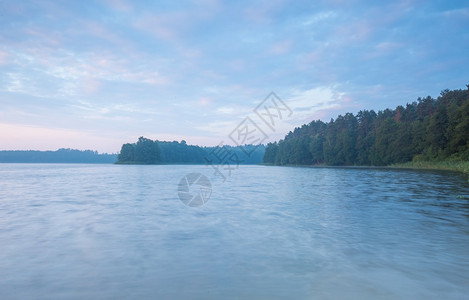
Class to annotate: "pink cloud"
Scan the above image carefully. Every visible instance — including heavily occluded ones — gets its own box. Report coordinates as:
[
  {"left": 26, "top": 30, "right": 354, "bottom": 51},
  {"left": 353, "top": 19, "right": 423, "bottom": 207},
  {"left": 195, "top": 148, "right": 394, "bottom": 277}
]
[
  {"left": 132, "top": 0, "right": 223, "bottom": 42},
  {"left": 300, "top": 51, "right": 322, "bottom": 65},
  {"left": 243, "top": 0, "right": 286, "bottom": 24},
  {"left": 0, "top": 51, "right": 9, "bottom": 65},
  {"left": 133, "top": 13, "right": 187, "bottom": 42},
  {"left": 269, "top": 40, "right": 293, "bottom": 55},
  {"left": 199, "top": 97, "right": 212, "bottom": 106},
  {"left": 24, "top": 28, "right": 63, "bottom": 47},
  {"left": 334, "top": 20, "right": 373, "bottom": 43},
  {"left": 102, "top": 0, "right": 133, "bottom": 12},
  {"left": 84, "top": 21, "right": 134, "bottom": 51},
  {"left": 121, "top": 71, "right": 172, "bottom": 86},
  {"left": 331, "top": 2, "right": 415, "bottom": 46},
  {"left": 0, "top": 122, "right": 122, "bottom": 153},
  {"left": 360, "top": 42, "right": 404, "bottom": 60},
  {"left": 82, "top": 77, "right": 102, "bottom": 94}
]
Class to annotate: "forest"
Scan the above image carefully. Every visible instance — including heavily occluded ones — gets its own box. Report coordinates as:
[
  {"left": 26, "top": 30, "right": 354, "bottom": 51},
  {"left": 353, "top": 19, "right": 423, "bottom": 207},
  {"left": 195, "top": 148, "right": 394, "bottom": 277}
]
[
  {"left": 264, "top": 85, "right": 469, "bottom": 166},
  {"left": 0, "top": 149, "right": 117, "bottom": 163},
  {"left": 117, "top": 137, "right": 265, "bottom": 165}
]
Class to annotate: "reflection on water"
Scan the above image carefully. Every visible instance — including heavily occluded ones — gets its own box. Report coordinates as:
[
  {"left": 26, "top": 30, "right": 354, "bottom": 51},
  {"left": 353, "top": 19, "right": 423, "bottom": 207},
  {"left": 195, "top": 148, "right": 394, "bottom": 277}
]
[{"left": 0, "top": 164, "right": 468, "bottom": 299}]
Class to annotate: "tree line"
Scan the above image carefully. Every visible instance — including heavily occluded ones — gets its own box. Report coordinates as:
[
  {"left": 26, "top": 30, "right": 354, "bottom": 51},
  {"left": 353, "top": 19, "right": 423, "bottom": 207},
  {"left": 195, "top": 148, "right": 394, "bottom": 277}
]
[
  {"left": 0, "top": 149, "right": 117, "bottom": 163},
  {"left": 117, "top": 137, "right": 265, "bottom": 164},
  {"left": 264, "top": 85, "right": 469, "bottom": 166}
]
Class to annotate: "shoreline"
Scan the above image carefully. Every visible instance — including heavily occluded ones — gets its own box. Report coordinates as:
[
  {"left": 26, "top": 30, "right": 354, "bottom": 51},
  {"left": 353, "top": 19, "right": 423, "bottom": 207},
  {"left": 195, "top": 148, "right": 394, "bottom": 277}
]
[
  {"left": 261, "top": 161, "right": 469, "bottom": 180},
  {"left": 388, "top": 161, "right": 469, "bottom": 176}
]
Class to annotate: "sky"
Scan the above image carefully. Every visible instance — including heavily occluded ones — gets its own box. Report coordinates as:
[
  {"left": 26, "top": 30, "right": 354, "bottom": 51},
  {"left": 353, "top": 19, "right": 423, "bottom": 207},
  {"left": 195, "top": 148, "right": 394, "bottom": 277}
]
[{"left": 0, "top": 0, "right": 468, "bottom": 153}]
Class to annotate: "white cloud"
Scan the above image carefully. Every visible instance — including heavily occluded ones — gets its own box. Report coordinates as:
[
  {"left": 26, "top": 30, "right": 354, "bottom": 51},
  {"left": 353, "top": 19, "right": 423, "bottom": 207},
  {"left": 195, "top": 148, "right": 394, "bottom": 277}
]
[
  {"left": 284, "top": 85, "right": 348, "bottom": 124},
  {"left": 195, "top": 120, "right": 238, "bottom": 136},
  {"left": 215, "top": 106, "right": 235, "bottom": 114},
  {"left": 302, "top": 11, "right": 337, "bottom": 26},
  {"left": 5, "top": 73, "right": 25, "bottom": 93},
  {"left": 442, "top": 8, "right": 469, "bottom": 17}
]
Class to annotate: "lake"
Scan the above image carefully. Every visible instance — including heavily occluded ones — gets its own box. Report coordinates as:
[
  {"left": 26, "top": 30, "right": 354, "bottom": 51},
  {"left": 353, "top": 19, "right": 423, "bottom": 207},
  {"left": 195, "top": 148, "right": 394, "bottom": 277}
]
[{"left": 1, "top": 164, "right": 468, "bottom": 299}]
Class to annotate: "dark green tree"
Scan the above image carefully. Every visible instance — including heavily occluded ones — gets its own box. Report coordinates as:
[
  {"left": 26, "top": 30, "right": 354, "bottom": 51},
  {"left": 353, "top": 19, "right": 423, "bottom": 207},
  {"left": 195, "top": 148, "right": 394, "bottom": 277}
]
[
  {"left": 118, "top": 143, "right": 135, "bottom": 162},
  {"left": 134, "top": 137, "right": 161, "bottom": 164},
  {"left": 263, "top": 142, "right": 279, "bottom": 164},
  {"left": 265, "top": 85, "right": 469, "bottom": 166}
]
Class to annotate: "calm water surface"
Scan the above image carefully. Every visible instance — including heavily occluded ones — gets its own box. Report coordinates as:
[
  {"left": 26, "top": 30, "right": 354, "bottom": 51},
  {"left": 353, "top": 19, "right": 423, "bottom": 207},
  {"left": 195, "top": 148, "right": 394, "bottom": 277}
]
[{"left": 0, "top": 164, "right": 468, "bottom": 299}]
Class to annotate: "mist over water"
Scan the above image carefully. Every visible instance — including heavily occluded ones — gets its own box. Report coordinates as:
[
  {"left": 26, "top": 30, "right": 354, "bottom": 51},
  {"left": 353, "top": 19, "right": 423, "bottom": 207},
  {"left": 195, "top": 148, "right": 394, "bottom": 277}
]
[{"left": 1, "top": 164, "right": 468, "bottom": 300}]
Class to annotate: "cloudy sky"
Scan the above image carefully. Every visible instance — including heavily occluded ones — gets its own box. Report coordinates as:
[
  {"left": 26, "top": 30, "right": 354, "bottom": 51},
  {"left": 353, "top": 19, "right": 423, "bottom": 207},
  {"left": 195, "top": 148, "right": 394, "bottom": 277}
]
[{"left": 0, "top": 0, "right": 468, "bottom": 153}]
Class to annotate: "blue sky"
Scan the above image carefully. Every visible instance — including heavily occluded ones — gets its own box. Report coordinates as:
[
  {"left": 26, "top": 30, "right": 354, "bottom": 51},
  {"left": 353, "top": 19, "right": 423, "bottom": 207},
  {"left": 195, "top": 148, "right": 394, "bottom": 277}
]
[{"left": 0, "top": 0, "right": 468, "bottom": 153}]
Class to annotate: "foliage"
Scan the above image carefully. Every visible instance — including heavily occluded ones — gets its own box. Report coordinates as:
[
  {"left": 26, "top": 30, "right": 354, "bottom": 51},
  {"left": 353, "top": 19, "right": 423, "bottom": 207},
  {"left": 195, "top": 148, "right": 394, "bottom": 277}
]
[
  {"left": 0, "top": 149, "right": 117, "bottom": 163},
  {"left": 390, "top": 161, "right": 469, "bottom": 179},
  {"left": 264, "top": 85, "right": 469, "bottom": 166},
  {"left": 117, "top": 137, "right": 161, "bottom": 164},
  {"left": 117, "top": 137, "right": 266, "bottom": 164}
]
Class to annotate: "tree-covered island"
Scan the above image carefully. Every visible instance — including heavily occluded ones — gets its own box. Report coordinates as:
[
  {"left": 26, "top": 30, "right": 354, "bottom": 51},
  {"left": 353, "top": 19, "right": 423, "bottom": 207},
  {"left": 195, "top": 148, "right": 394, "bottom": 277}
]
[{"left": 116, "top": 137, "right": 265, "bottom": 165}]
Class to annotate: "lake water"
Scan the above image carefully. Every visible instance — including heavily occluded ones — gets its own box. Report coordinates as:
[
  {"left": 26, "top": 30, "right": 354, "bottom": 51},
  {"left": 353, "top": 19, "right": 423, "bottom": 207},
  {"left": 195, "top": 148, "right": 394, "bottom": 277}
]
[{"left": 0, "top": 164, "right": 468, "bottom": 300}]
